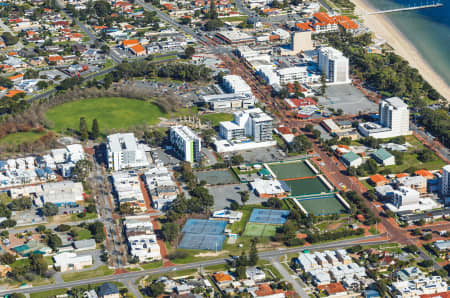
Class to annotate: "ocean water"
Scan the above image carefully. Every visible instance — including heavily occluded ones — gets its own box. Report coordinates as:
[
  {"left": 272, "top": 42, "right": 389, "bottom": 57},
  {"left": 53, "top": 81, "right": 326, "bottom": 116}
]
[{"left": 364, "top": 0, "right": 450, "bottom": 86}]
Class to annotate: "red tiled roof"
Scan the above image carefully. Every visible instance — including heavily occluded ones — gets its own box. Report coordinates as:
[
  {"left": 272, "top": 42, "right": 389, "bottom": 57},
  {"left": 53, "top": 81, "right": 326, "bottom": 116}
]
[
  {"left": 317, "top": 283, "right": 346, "bottom": 295},
  {"left": 420, "top": 291, "right": 450, "bottom": 298},
  {"left": 254, "top": 284, "right": 284, "bottom": 297},
  {"left": 370, "top": 174, "right": 388, "bottom": 184}
]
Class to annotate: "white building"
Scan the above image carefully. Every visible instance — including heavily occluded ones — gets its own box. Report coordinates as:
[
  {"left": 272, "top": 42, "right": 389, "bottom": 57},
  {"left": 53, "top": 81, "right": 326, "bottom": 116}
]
[
  {"left": 53, "top": 252, "right": 92, "bottom": 272},
  {"left": 219, "top": 108, "right": 273, "bottom": 142},
  {"left": 112, "top": 171, "right": 146, "bottom": 212},
  {"left": 41, "top": 181, "right": 84, "bottom": 207},
  {"left": 318, "top": 47, "right": 350, "bottom": 84},
  {"left": 222, "top": 75, "right": 252, "bottom": 95},
  {"left": 385, "top": 186, "right": 440, "bottom": 213},
  {"left": 358, "top": 97, "right": 411, "bottom": 139},
  {"left": 441, "top": 165, "right": 450, "bottom": 196},
  {"left": 125, "top": 215, "right": 161, "bottom": 262},
  {"left": 107, "top": 133, "right": 149, "bottom": 171},
  {"left": 277, "top": 67, "right": 319, "bottom": 84},
  {"left": 169, "top": 126, "right": 201, "bottom": 163},
  {"left": 143, "top": 167, "right": 178, "bottom": 210},
  {"left": 249, "top": 178, "right": 290, "bottom": 198},
  {"left": 392, "top": 276, "right": 447, "bottom": 297},
  {"left": 201, "top": 93, "right": 255, "bottom": 111}
]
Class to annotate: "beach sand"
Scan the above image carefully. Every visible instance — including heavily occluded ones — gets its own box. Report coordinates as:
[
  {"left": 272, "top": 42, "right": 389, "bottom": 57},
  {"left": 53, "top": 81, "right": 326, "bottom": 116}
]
[{"left": 351, "top": 0, "right": 450, "bottom": 101}]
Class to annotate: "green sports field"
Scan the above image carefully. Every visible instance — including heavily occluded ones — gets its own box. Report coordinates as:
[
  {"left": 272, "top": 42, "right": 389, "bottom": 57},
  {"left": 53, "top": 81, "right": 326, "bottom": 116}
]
[
  {"left": 46, "top": 97, "right": 166, "bottom": 134},
  {"left": 284, "top": 177, "right": 330, "bottom": 196},
  {"left": 267, "top": 161, "right": 316, "bottom": 180},
  {"left": 243, "top": 223, "right": 278, "bottom": 237},
  {"left": 298, "top": 196, "right": 347, "bottom": 215}
]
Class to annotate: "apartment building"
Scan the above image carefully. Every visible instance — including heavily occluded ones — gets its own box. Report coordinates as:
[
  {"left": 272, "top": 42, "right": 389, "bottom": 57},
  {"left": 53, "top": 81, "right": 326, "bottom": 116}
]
[
  {"left": 219, "top": 108, "right": 273, "bottom": 142},
  {"left": 124, "top": 215, "right": 161, "bottom": 262},
  {"left": 277, "top": 66, "right": 318, "bottom": 84},
  {"left": 106, "top": 133, "right": 149, "bottom": 171},
  {"left": 441, "top": 165, "right": 450, "bottom": 196},
  {"left": 143, "top": 167, "right": 178, "bottom": 210},
  {"left": 222, "top": 75, "right": 252, "bottom": 95},
  {"left": 111, "top": 171, "right": 146, "bottom": 212},
  {"left": 318, "top": 47, "right": 349, "bottom": 84},
  {"left": 169, "top": 126, "right": 202, "bottom": 163}
]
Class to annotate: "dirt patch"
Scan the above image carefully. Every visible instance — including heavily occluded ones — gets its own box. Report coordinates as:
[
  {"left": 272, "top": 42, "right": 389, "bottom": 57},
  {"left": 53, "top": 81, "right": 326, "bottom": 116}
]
[
  {"left": 195, "top": 251, "right": 229, "bottom": 257},
  {"left": 326, "top": 222, "right": 343, "bottom": 230}
]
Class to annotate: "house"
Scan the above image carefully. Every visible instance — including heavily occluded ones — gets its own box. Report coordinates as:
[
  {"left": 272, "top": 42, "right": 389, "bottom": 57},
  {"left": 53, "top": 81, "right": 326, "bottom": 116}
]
[
  {"left": 53, "top": 252, "right": 93, "bottom": 272},
  {"left": 372, "top": 149, "right": 395, "bottom": 166},
  {"left": 246, "top": 267, "right": 266, "bottom": 281},
  {"left": 250, "top": 283, "right": 285, "bottom": 298},
  {"left": 317, "top": 283, "right": 347, "bottom": 297},
  {"left": 213, "top": 272, "right": 233, "bottom": 287},
  {"left": 0, "top": 264, "right": 11, "bottom": 277},
  {"left": 433, "top": 240, "right": 450, "bottom": 256},
  {"left": 396, "top": 267, "right": 423, "bottom": 281},
  {"left": 414, "top": 169, "right": 434, "bottom": 180},
  {"left": 129, "top": 44, "right": 146, "bottom": 56},
  {"left": 121, "top": 39, "right": 139, "bottom": 49},
  {"left": 97, "top": 283, "right": 120, "bottom": 298},
  {"left": 341, "top": 152, "right": 362, "bottom": 168},
  {"left": 369, "top": 174, "right": 389, "bottom": 187},
  {"left": 47, "top": 55, "right": 63, "bottom": 65}
]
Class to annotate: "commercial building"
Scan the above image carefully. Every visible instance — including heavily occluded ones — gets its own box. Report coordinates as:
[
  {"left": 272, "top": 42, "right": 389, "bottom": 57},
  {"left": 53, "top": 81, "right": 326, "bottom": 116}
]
[
  {"left": 292, "top": 31, "right": 314, "bottom": 53},
  {"left": 397, "top": 175, "right": 427, "bottom": 194},
  {"left": 358, "top": 97, "right": 411, "bottom": 139},
  {"left": 386, "top": 186, "right": 440, "bottom": 213},
  {"left": 219, "top": 108, "right": 273, "bottom": 142},
  {"left": 41, "top": 181, "right": 84, "bottom": 207},
  {"left": 143, "top": 167, "right": 178, "bottom": 210},
  {"left": 215, "top": 31, "right": 256, "bottom": 45},
  {"left": 112, "top": 171, "right": 146, "bottom": 212},
  {"left": 200, "top": 92, "right": 255, "bottom": 111},
  {"left": 124, "top": 215, "right": 161, "bottom": 262},
  {"left": 318, "top": 47, "right": 350, "bottom": 84},
  {"left": 73, "top": 239, "right": 96, "bottom": 251},
  {"left": 106, "top": 133, "right": 149, "bottom": 171},
  {"left": 372, "top": 149, "right": 395, "bottom": 166},
  {"left": 222, "top": 75, "right": 252, "bottom": 95},
  {"left": 441, "top": 165, "right": 450, "bottom": 196},
  {"left": 169, "top": 126, "right": 201, "bottom": 163},
  {"left": 249, "top": 178, "right": 291, "bottom": 198},
  {"left": 341, "top": 152, "right": 362, "bottom": 168},
  {"left": 53, "top": 252, "right": 93, "bottom": 272},
  {"left": 277, "top": 66, "right": 319, "bottom": 84}
]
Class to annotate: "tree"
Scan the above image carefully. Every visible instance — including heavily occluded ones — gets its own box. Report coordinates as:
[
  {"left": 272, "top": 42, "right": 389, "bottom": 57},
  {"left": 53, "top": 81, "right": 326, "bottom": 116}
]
[
  {"left": 79, "top": 117, "right": 89, "bottom": 141},
  {"left": 422, "top": 233, "right": 433, "bottom": 241},
  {"left": 208, "top": 0, "right": 218, "bottom": 19},
  {"left": 320, "top": 73, "right": 327, "bottom": 96},
  {"left": 231, "top": 154, "right": 244, "bottom": 166},
  {"left": 72, "top": 159, "right": 92, "bottom": 182},
  {"left": 290, "top": 135, "right": 312, "bottom": 153},
  {"left": 2, "top": 32, "right": 19, "bottom": 46},
  {"left": 248, "top": 238, "right": 258, "bottom": 266},
  {"left": 312, "top": 129, "right": 321, "bottom": 139},
  {"left": 56, "top": 224, "right": 71, "bottom": 232},
  {"left": 10, "top": 293, "right": 26, "bottom": 298},
  {"left": 240, "top": 191, "right": 250, "bottom": 205},
  {"left": 88, "top": 221, "right": 106, "bottom": 243},
  {"left": 184, "top": 46, "right": 195, "bottom": 59},
  {"left": 36, "top": 225, "right": 46, "bottom": 233},
  {"left": 403, "top": 245, "right": 418, "bottom": 254},
  {"left": 0, "top": 253, "right": 16, "bottom": 265},
  {"left": 204, "top": 19, "right": 223, "bottom": 31},
  {"left": 420, "top": 259, "right": 434, "bottom": 268},
  {"left": 347, "top": 166, "right": 357, "bottom": 176},
  {"left": 91, "top": 118, "right": 100, "bottom": 139},
  {"left": 305, "top": 124, "right": 314, "bottom": 132},
  {"left": 149, "top": 282, "right": 165, "bottom": 297},
  {"left": 37, "top": 80, "right": 49, "bottom": 90},
  {"left": 47, "top": 233, "right": 62, "bottom": 250},
  {"left": 42, "top": 203, "right": 58, "bottom": 216},
  {"left": 8, "top": 197, "right": 32, "bottom": 211},
  {"left": 162, "top": 222, "right": 179, "bottom": 242},
  {"left": 30, "top": 253, "right": 48, "bottom": 275},
  {"left": 265, "top": 197, "right": 283, "bottom": 209}
]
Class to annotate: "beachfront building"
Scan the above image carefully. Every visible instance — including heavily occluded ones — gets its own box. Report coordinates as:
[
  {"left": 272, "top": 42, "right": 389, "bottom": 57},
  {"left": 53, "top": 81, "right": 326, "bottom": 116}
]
[
  {"left": 318, "top": 47, "right": 350, "bottom": 84},
  {"left": 219, "top": 108, "right": 273, "bottom": 142},
  {"left": 169, "top": 126, "right": 202, "bottom": 163},
  {"left": 358, "top": 97, "right": 411, "bottom": 139},
  {"left": 107, "top": 133, "right": 149, "bottom": 171}
]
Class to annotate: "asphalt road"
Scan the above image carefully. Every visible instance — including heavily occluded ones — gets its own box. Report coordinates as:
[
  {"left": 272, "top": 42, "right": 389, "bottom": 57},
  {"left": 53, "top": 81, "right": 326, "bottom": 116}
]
[
  {"left": 1, "top": 235, "right": 388, "bottom": 295},
  {"left": 270, "top": 258, "right": 308, "bottom": 298}
]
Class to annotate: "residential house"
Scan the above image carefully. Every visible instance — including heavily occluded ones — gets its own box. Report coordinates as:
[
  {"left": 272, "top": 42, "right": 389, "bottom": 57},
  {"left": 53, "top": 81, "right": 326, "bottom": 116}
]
[
  {"left": 317, "top": 283, "right": 347, "bottom": 297},
  {"left": 246, "top": 267, "right": 266, "bottom": 281},
  {"left": 369, "top": 174, "right": 389, "bottom": 187},
  {"left": 213, "top": 272, "right": 234, "bottom": 288},
  {"left": 97, "top": 283, "right": 120, "bottom": 298}
]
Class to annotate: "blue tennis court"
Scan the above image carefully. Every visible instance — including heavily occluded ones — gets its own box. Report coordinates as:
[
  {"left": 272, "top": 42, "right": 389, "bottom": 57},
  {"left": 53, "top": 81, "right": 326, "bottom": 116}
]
[
  {"left": 181, "top": 219, "right": 227, "bottom": 234},
  {"left": 179, "top": 219, "right": 227, "bottom": 250},
  {"left": 249, "top": 209, "right": 290, "bottom": 224},
  {"left": 179, "top": 234, "right": 226, "bottom": 250}
]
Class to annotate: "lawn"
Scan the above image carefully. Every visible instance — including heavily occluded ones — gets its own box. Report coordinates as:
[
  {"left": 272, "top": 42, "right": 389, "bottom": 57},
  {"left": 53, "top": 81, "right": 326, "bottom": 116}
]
[
  {"left": 219, "top": 16, "right": 248, "bottom": 22},
  {"left": 140, "top": 260, "right": 163, "bottom": 270},
  {"left": 200, "top": 113, "right": 233, "bottom": 127},
  {"left": 73, "top": 228, "right": 92, "bottom": 240},
  {"left": 61, "top": 265, "right": 114, "bottom": 282},
  {"left": 71, "top": 212, "right": 98, "bottom": 222},
  {"left": 46, "top": 97, "right": 167, "bottom": 135},
  {"left": 30, "top": 289, "right": 67, "bottom": 298},
  {"left": 377, "top": 150, "right": 445, "bottom": 173},
  {"left": 0, "top": 130, "right": 47, "bottom": 145}
]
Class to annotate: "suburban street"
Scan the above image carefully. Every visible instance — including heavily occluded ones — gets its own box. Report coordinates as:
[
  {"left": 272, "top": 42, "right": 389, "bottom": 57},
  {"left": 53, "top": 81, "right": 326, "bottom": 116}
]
[
  {"left": 0, "top": 235, "right": 388, "bottom": 295},
  {"left": 270, "top": 257, "right": 308, "bottom": 298}
]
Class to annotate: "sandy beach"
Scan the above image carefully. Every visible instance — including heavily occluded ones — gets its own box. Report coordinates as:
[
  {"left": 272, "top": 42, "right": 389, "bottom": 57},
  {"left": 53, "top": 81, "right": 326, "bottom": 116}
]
[{"left": 351, "top": 0, "right": 450, "bottom": 101}]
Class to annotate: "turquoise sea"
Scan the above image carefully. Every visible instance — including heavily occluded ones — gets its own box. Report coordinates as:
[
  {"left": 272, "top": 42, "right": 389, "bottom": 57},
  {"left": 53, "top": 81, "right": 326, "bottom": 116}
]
[{"left": 365, "top": 0, "right": 450, "bottom": 86}]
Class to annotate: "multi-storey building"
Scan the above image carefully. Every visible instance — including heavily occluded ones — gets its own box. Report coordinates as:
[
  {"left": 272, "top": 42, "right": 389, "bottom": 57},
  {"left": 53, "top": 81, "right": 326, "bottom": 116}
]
[
  {"left": 318, "top": 47, "right": 349, "bottom": 84},
  {"left": 169, "top": 126, "right": 202, "bottom": 163},
  {"left": 106, "top": 133, "right": 149, "bottom": 171},
  {"left": 222, "top": 75, "right": 252, "bottom": 94},
  {"left": 219, "top": 108, "right": 273, "bottom": 142},
  {"left": 441, "top": 165, "right": 450, "bottom": 196}
]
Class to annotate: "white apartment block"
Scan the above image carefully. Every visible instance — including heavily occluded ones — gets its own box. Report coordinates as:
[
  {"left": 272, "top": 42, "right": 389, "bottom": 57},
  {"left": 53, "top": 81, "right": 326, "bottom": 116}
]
[
  {"left": 107, "top": 133, "right": 149, "bottom": 171},
  {"left": 169, "top": 126, "right": 201, "bottom": 163},
  {"left": 143, "top": 167, "right": 178, "bottom": 211},
  {"left": 125, "top": 215, "right": 161, "bottom": 262},
  {"left": 318, "top": 47, "right": 350, "bottom": 84},
  {"left": 358, "top": 97, "right": 411, "bottom": 139},
  {"left": 277, "top": 67, "right": 319, "bottom": 84},
  {"left": 222, "top": 75, "right": 252, "bottom": 95},
  {"left": 441, "top": 165, "right": 450, "bottom": 196},
  {"left": 219, "top": 108, "right": 273, "bottom": 142},
  {"left": 392, "top": 276, "right": 447, "bottom": 297},
  {"left": 112, "top": 172, "right": 146, "bottom": 212},
  {"left": 201, "top": 93, "right": 255, "bottom": 111}
]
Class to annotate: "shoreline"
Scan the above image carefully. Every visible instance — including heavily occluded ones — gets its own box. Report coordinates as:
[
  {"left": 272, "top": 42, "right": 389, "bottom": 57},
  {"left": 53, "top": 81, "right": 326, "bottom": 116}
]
[{"left": 350, "top": 0, "right": 450, "bottom": 101}]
